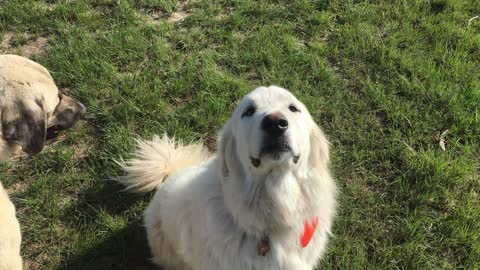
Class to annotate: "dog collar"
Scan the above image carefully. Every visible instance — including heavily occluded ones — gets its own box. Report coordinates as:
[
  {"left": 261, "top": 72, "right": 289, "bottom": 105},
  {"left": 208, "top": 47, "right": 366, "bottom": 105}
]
[{"left": 300, "top": 216, "right": 319, "bottom": 248}]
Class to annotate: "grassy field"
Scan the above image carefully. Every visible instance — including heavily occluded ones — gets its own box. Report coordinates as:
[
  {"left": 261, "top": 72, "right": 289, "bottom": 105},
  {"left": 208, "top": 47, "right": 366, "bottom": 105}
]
[{"left": 1, "top": 0, "right": 479, "bottom": 269}]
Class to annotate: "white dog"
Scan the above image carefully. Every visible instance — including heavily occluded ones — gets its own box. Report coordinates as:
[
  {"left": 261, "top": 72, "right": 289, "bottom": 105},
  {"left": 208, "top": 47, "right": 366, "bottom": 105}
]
[{"left": 119, "top": 86, "right": 337, "bottom": 270}]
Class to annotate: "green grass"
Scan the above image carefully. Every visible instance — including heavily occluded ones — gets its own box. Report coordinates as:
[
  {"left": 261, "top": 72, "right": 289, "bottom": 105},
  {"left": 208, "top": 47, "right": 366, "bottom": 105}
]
[{"left": 1, "top": 0, "right": 479, "bottom": 269}]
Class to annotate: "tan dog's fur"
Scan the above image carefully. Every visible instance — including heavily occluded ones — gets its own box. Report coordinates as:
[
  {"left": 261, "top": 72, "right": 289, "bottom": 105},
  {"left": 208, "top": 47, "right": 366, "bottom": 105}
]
[
  {"left": 0, "top": 186, "right": 22, "bottom": 270},
  {"left": 0, "top": 54, "right": 86, "bottom": 270}
]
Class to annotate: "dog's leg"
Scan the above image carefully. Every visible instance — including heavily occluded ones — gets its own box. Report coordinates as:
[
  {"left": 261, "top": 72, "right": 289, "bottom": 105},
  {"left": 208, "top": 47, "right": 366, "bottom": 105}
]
[
  {"left": 0, "top": 183, "right": 23, "bottom": 270},
  {"left": 144, "top": 205, "right": 192, "bottom": 270}
]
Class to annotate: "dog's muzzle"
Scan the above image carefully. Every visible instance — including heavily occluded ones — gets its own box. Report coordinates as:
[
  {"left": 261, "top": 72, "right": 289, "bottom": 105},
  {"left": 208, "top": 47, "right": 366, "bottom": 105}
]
[
  {"left": 250, "top": 112, "right": 300, "bottom": 167},
  {"left": 260, "top": 112, "right": 292, "bottom": 159},
  {"left": 251, "top": 136, "right": 300, "bottom": 167}
]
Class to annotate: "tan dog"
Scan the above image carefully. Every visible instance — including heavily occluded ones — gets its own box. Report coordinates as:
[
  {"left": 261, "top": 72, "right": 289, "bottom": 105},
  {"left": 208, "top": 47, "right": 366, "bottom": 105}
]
[{"left": 0, "top": 54, "right": 86, "bottom": 270}]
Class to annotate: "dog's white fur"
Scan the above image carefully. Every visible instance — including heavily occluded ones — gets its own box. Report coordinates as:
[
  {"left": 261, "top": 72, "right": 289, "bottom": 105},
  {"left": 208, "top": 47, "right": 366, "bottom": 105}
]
[{"left": 120, "top": 86, "right": 337, "bottom": 270}]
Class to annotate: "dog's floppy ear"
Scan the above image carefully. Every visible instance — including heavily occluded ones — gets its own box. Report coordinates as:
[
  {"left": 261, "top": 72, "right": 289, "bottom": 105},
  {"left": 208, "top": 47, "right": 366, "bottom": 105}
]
[
  {"left": 48, "top": 94, "right": 86, "bottom": 131},
  {"left": 308, "top": 124, "right": 330, "bottom": 170},
  {"left": 1, "top": 99, "right": 47, "bottom": 155},
  {"left": 218, "top": 121, "right": 237, "bottom": 178}
]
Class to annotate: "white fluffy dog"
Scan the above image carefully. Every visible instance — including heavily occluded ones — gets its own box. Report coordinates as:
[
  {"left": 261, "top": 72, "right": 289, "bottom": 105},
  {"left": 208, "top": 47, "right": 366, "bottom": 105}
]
[{"left": 119, "top": 86, "right": 337, "bottom": 270}]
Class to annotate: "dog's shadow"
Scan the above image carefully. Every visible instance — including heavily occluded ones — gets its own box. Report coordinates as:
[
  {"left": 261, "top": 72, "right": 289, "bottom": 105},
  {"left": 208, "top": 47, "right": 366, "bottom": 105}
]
[
  {"left": 57, "top": 220, "right": 158, "bottom": 270},
  {"left": 55, "top": 181, "right": 160, "bottom": 270}
]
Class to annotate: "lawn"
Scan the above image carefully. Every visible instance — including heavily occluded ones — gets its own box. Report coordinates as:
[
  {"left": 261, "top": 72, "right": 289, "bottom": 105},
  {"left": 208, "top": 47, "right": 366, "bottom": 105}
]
[{"left": 0, "top": 0, "right": 479, "bottom": 269}]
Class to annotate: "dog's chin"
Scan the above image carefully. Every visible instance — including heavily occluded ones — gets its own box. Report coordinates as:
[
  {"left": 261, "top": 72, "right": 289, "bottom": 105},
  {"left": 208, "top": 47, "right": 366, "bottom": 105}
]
[
  {"left": 46, "top": 125, "right": 66, "bottom": 140},
  {"left": 270, "top": 149, "right": 291, "bottom": 161},
  {"left": 250, "top": 148, "right": 300, "bottom": 168}
]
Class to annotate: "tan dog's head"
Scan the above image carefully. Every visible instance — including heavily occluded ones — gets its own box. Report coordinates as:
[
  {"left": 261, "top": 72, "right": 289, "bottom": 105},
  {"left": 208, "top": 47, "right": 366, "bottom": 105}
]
[{"left": 0, "top": 55, "right": 86, "bottom": 156}]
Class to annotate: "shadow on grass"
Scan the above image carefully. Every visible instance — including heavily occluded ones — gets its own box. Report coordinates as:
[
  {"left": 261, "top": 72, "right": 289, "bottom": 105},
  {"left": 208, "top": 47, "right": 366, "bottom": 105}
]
[
  {"left": 57, "top": 220, "right": 158, "bottom": 270},
  {"left": 56, "top": 181, "right": 159, "bottom": 270}
]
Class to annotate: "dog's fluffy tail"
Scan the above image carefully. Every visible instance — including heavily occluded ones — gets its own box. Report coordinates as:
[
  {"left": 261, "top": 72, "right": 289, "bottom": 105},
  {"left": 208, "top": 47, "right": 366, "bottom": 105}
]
[{"left": 117, "top": 134, "right": 211, "bottom": 193}]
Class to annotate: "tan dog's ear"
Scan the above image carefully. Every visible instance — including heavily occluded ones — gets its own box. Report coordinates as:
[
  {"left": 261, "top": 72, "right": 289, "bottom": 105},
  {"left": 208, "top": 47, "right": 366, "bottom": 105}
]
[
  {"left": 218, "top": 121, "right": 236, "bottom": 178},
  {"left": 1, "top": 99, "right": 47, "bottom": 155},
  {"left": 48, "top": 94, "right": 86, "bottom": 131},
  {"left": 309, "top": 124, "right": 330, "bottom": 169}
]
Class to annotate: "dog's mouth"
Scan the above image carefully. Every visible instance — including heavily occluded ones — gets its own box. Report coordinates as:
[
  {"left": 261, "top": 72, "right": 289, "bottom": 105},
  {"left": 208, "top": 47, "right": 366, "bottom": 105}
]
[
  {"left": 250, "top": 153, "right": 300, "bottom": 168},
  {"left": 46, "top": 125, "right": 65, "bottom": 140},
  {"left": 250, "top": 138, "right": 300, "bottom": 167}
]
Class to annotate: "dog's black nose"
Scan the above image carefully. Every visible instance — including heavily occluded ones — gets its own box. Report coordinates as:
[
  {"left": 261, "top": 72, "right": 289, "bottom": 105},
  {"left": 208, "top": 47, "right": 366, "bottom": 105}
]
[{"left": 261, "top": 112, "right": 288, "bottom": 136}]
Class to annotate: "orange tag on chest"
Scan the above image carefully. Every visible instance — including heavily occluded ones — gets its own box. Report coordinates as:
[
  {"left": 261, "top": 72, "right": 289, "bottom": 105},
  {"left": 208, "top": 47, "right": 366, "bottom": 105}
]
[{"left": 300, "top": 216, "right": 319, "bottom": 248}]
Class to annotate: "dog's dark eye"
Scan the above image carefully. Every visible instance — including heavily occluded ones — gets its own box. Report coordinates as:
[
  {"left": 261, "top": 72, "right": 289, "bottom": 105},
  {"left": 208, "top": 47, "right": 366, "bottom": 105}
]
[
  {"left": 242, "top": 106, "right": 256, "bottom": 118},
  {"left": 289, "top": 105, "right": 300, "bottom": 113}
]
